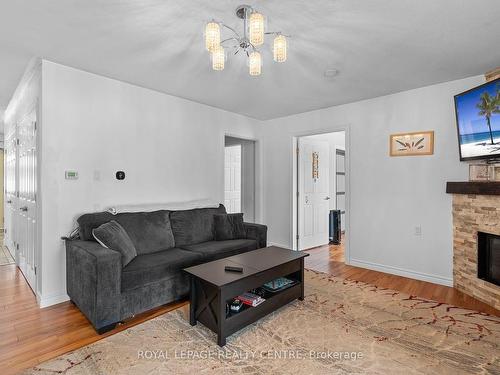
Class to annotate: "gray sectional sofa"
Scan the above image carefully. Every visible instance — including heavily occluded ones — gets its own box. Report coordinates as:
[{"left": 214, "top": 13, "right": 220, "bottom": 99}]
[{"left": 65, "top": 204, "right": 267, "bottom": 333}]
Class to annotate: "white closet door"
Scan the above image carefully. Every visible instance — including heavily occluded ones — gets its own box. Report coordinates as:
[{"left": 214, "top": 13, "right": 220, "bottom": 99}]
[
  {"left": 16, "top": 108, "right": 37, "bottom": 291},
  {"left": 224, "top": 145, "right": 241, "bottom": 213},
  {"left": 4, "top": 127, "right": 17, "bottom": 256}
]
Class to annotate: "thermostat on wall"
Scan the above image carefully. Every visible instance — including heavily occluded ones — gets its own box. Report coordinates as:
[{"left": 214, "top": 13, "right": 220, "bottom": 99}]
[{"left": 65, "top": 170, "right": 79, "bottom": 180}]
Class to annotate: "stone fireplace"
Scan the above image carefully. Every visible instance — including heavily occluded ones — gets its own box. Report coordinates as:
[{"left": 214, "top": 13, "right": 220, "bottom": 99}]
[{"left": 448, "top": 185, "right": 500, "bottom": 310}]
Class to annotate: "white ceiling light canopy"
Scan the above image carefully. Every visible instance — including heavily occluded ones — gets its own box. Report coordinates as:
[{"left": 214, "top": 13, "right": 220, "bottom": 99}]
[{"left": 204, "top": 4, "right": 290, "bottom": 76}]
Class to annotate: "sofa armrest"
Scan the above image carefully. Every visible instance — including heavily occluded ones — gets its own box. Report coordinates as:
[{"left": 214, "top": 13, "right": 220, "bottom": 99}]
[
  {"left": 66, "top": 240, "right": 122, "bottom": 330},
  {"left": 244, "top": 222, "right": 267, "bottom": 248}
]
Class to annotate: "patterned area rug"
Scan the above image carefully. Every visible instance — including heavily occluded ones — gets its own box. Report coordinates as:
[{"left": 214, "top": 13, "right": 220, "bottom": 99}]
[{"left": 25, "top": 270, "right": 500, "bottom": 374}]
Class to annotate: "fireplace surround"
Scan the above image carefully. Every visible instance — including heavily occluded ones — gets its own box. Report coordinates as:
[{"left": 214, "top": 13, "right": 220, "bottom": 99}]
[
  {"left": 478, "top": 232, "right": 500, "bottom": 287},
  {"left": 447, "top": 183, "right": 500, "bottom": 310}
]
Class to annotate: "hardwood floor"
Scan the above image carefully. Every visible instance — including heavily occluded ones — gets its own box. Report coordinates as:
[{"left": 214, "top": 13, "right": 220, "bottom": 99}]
[
  {"left": 0, "top": 264, "right": 187, "bottom": 374},
  {"left": 1, "top": 243, "right": 498, "bottom": 374}
]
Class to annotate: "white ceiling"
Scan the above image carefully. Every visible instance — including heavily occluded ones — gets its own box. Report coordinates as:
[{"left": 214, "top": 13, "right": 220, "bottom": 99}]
[{"left": 0, "top": 0, "right": 499, "bottom": 120}]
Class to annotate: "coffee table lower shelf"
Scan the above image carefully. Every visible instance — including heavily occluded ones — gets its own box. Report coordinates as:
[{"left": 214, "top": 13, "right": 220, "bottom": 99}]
[{"left": 224, "top": 283, "right": 301, "bottom": 338}]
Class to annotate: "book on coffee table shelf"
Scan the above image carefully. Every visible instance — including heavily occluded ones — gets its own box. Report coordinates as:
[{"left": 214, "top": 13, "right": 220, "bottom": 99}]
[{"left": 237, "top": 292, "right": 265, "bottom": 307}]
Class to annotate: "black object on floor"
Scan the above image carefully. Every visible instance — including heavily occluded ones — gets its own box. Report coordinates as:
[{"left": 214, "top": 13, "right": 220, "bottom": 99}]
[{"left": 329, "top": 209, "right": 341, "bottom": 244}]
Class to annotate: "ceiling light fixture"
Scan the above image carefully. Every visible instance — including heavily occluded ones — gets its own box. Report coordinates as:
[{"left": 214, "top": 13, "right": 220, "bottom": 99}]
[{"left": 204, "top": 4, "right": 290, "bottom": 76}]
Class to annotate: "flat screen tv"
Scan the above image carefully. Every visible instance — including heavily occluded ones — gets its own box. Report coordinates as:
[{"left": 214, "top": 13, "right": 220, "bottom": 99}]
[{"left": 454, "top": 77, "right": 500, "bottom": 161}]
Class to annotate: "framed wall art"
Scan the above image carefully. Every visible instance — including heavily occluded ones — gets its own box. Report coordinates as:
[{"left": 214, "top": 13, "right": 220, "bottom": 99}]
[{"left": 390, "top": 131, "right": 434, "bottom": 157}]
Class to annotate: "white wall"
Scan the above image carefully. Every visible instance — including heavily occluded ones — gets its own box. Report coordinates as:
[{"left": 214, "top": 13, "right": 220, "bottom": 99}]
[
  {"left": 39, "top": 61, "right": 261, "bottom": 306},
  {"left": 0, "top": 108, "right": 4, "bottom": 147},
  {"left": 261, "top": 75, "right": 485, "bottom": 286}
]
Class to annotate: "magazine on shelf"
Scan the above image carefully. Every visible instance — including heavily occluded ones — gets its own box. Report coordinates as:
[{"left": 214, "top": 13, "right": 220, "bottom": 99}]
[
  {"left": 237, "top": 292, "right": 265, "bottom": 307},
  {"left": 262, "top": 277, "right": 295, "bottom": 292}
]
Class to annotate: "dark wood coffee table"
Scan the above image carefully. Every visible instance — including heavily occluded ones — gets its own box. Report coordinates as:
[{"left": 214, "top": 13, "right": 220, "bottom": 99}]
[{"left": 183, "top": 246, "right": 309, "bottom": 346}]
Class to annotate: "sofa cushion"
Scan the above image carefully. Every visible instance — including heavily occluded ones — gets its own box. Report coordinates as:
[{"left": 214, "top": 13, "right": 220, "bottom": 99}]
[
  {"left": 214, "top": 213, "right": 246, "bottom": 241},
  {"left": 112, "top": 211, "right": 175, "bottom": 255},
  {"left": 78, "top": 211, "right": 116, "bottom": 241},
  {"left": 121, "top": 248, "right": 203, "bottom": 292},
  {"left": 180, "top": 239, "right": 258, "bottom": 261},
  {"left": 78, "top": 210, "right": 175, "bottom": 254},
  {"left": 92, "top": 221, "right": 137, "bottom": 267},
  {"left": 170, "top": 205, "right": 226, "bottom": 246}
]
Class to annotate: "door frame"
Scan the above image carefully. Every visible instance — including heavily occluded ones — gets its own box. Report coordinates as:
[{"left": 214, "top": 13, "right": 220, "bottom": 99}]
[
  {"left": 223, "top": 133, "right": 261, "bottom": 223},
  {"left": 291, "top": 125, "right": 351, "bottom": 264}
]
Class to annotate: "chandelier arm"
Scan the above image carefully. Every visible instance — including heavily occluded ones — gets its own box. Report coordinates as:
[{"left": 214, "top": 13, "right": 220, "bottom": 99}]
[
  {"left": 248, "top": 43, "right": 258, "bottom": 52},
  {"left": 220, "top": 23, "right": 241, "bottom": 39},
  {"left": 265, "top": 31, "right": 292, "bottom": 38},
  {"left": 220, "top": 37, "right": 240, "bottom": 46}
]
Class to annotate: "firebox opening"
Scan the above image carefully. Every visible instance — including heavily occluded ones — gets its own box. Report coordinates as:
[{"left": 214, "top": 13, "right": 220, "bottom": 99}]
[{"left": 477, "top": 232, "right": 500, "bottom": 287}]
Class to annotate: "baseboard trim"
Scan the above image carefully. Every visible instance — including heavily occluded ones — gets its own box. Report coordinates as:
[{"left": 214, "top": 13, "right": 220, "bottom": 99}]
[
  {"left": 349, "top": 258, "right": 453, "bottom": 287},
  {"left": 268, "top": 242, "right": 292, "bottom": 249},
  {"left": 37, "top": 292, "right": 70, "bottom": 308}
]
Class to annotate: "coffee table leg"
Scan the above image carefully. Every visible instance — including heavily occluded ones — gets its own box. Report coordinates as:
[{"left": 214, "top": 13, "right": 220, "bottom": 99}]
[
  {"left": 217, "top": 289, "right": 226, "bottom": 347},
  {"left": 299, "top": 258, "right": 305, "bottom": 301},
  {"left": 217, "top": 335, "right": 226, "bottom": 347},
  {"left": 189, "top": 276, "right": 196, "bottom": 326}
]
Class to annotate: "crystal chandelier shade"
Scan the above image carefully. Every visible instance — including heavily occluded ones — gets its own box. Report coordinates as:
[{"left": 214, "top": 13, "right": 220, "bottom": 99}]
[
  {"left": 248, "top": 51, "right": 262, "bottom": 76},
  {"left": 248, "top": 12, "right": 264, "bottom": 46},
  {"left": 273, "top": 34, "right": 287, "bottom": 62},
  {"left": 211, "top": 45, "right": 225, "bottom": 71},
  {"left": 205, "top": 22, "right": 220, "bottom": 52},
  {"left": 204, "top": 4, "right": 289, "bottom": 76}
]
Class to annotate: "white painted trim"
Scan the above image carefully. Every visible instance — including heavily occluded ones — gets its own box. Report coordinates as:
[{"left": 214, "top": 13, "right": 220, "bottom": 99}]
[
  {"left": 37, "top": 291, "right": 70, "bottom": 308},
  {"left": 349, "top": 258, "right": 453, "bottom": 287},
  {"left": 268, "top": 242, "right": 292, "bottom": 249},
  {"left": 223, "top": 132, "right": 263, "bottom": 224}
]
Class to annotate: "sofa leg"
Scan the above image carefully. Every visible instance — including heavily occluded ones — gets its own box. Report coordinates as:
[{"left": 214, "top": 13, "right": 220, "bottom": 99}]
[{"left": 97, "top": 323, "right": 117, "bottom": 334}]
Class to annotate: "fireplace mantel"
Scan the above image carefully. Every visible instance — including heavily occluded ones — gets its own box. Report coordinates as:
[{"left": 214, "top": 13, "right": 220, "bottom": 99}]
[{"left": 446, "top": 181, "right": 500, "bottom": 195}]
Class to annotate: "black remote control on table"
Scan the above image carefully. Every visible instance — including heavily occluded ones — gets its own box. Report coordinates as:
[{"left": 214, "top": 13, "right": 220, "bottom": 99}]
[{"left": 225, "top": 266, "right": 243, "bottom": 273}]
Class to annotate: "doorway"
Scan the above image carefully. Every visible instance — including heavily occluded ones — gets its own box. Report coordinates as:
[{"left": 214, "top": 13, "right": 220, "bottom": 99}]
[
  {"left": 3, "top": 107, "right": 38, "bottom": 290},
  {"left": 0, "top": 147, "right": 14, "bottom": 266},
  {"left": 224, "top": 136, "right": 256, "bottom": 222},
  {"left": 293, "top": 131, "right": 347, "bottom": 261}
]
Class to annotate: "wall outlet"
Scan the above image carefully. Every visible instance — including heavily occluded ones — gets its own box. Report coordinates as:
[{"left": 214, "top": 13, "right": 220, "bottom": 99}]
[{"left": 414, "top": 226, "right": 422, "bottom": 236}]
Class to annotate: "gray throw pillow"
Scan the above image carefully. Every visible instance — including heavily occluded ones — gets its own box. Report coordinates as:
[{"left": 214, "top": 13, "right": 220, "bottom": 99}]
[
  {"left": 92, "top": 220, "right": 137, "bottom": 267},
  {"left": 214, "top": 213, "right": 246, "bottom": 241}
]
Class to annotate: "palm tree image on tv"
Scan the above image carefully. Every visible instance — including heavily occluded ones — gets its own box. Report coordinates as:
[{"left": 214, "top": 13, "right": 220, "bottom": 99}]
[
  {"left": 455, "top": 80, "right": 500, "bottom": 159},
  {"left": 476, "top": 90, "right": 500, "bottom": 145}
]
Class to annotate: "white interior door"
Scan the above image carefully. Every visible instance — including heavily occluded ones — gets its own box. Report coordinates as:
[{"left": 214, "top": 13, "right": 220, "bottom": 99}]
[
  {"left": 4, "top": 127, "right": 17, "bottom": 254},
  {"left": 298, "top": 138, "right": 330, "bottom": 250},
  {"left": 224, "top": 145, "right": 241, "bottom": 213},
  {"left": 16, "top": 109, "right": 37, "bottom": 290}
]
